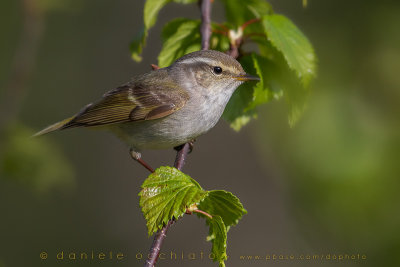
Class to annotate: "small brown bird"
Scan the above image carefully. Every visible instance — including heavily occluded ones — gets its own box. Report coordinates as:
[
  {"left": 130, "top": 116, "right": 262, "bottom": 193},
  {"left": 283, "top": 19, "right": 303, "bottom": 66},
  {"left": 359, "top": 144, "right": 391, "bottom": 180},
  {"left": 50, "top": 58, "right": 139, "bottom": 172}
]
[{"left": 35, "top": 50, "right": 259, "bottom": 169}]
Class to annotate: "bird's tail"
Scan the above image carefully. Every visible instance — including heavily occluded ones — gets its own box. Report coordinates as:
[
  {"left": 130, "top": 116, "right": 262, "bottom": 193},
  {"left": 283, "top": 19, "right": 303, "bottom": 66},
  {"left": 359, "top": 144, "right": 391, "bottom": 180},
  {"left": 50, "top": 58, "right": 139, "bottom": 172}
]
[{"left": 33, "top": 116, "right": 75, "bottom": 137}]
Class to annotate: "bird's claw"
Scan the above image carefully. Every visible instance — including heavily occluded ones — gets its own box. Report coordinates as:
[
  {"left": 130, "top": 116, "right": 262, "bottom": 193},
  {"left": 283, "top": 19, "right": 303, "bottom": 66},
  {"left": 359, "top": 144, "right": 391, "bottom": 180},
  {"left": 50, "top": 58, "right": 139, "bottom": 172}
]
[{"left": 174, "top": 139, "right": 196, "bottom": 153}]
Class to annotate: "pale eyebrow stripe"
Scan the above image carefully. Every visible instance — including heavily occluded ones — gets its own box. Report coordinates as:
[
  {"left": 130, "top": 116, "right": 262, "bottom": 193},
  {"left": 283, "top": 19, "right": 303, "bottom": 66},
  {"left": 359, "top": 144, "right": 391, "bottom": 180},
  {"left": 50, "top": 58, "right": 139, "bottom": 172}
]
[
  {"left": 177, "top": 57, "right": 216, "bottom": 66},
  {"left": 177, "top": 57, "right": 238, "bottom": 73}
]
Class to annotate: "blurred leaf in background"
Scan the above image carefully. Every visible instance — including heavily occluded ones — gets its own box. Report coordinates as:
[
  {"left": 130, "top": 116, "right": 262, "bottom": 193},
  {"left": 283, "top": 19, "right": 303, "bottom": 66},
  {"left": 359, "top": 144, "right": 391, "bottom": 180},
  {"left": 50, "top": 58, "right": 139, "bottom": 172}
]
[
  {"left": 0, "top": 123, "right": 75, "bottom": 194},
  {"left": 0, "top": 0, "right": 79, "bottom": 195},
  {"left": 254, "top": 1, "right": 400, "bottom": 266},
  {"left": 258, "top": 90, "right": 400, "bottom": 266}
]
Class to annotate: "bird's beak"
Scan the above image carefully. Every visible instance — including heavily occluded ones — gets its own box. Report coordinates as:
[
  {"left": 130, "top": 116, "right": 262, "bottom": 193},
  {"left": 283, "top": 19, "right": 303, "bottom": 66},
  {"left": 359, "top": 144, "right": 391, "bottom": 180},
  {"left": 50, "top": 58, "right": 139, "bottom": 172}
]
[{"left": 234, "top": 73, "right": 260, "bottom": 82}]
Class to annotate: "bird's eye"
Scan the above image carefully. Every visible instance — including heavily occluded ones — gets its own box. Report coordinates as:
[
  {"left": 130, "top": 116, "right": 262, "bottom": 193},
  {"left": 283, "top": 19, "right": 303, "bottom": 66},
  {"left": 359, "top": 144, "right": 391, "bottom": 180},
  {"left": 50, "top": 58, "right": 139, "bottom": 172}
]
[{"left": 213, "top": 66, "right": 223, "bottom": 75}]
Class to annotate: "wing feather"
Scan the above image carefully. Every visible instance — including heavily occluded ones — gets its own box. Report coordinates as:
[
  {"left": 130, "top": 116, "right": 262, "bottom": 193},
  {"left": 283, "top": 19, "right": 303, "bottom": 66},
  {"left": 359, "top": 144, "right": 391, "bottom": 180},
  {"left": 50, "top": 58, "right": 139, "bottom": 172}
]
[{"left": 63, "top": 77, "right": 188, "bottom": 128}]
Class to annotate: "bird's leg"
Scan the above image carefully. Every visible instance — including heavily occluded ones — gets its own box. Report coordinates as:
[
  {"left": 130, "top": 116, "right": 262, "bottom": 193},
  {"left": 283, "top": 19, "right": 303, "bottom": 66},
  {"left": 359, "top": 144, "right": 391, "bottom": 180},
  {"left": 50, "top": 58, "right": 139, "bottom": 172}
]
[
  {"left": 129, "top": 149, "right": 154, "bottom": 173},
  {"left": 174, "top": 139, "right": 196, "bottom": 154}
]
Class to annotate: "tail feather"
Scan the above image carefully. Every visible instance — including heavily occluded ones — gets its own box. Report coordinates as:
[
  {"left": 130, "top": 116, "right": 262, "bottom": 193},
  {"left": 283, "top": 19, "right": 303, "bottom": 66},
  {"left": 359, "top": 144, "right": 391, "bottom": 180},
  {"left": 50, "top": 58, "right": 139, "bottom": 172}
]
[{"left": 33, "top": 117, "right": 75, "bottom": 137}]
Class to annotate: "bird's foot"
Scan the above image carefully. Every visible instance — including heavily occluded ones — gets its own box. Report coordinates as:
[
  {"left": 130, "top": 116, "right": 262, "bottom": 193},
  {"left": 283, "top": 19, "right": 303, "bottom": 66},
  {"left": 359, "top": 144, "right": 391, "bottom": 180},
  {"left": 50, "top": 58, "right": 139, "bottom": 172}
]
[
  {"left": 174, "top": 139, "right": 196, "bottom": 154},
  {"left": 188, "top": 139, "right": 196, "bottom": 153}
]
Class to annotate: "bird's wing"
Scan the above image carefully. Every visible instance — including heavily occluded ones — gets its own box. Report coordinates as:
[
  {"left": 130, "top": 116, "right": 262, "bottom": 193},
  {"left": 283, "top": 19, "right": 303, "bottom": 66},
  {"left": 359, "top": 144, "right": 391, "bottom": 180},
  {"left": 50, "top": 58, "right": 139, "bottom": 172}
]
[{"left": 64, "top": 81, "right": 189, "bottom": 128}]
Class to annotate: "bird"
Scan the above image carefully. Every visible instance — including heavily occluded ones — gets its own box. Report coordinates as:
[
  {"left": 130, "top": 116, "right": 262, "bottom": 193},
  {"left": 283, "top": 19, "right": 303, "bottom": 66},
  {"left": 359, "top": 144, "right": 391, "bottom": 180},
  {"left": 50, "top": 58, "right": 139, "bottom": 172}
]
[{"left": 35, "top": 50, "right": 259, "bottom": 171}]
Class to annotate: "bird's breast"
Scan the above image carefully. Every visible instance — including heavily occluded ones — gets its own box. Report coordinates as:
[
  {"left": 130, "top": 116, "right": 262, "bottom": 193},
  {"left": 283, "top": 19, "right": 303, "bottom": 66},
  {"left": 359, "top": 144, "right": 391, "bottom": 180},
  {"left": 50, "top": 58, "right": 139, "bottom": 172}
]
[{"left": 111, "top": 86, "right": 233, "bottom": 150}]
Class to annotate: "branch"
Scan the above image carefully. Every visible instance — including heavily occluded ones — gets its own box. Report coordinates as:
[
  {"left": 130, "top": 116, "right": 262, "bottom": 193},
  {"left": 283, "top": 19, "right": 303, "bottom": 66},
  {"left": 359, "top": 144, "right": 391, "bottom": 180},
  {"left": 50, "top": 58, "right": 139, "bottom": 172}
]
[
  {"left": 144, "top": 144, "right": 191, "bottom": 267},
  {"left": 145, "top": 219, "right": 174, "bottom": 267},
  {"left": 200, "top": 0, "right": 212, "bottom": 50},
  {"left": 145, "top": 1, "right": 212, "bottom": 265},
  {"left": 227, "top": 37, "right": 242, "bottom": 59}
]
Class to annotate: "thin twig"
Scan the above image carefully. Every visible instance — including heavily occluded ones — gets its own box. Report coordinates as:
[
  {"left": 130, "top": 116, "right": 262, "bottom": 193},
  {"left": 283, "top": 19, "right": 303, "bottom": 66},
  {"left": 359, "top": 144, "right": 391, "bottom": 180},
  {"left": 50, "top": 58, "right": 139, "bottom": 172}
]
[
  {"left": 200, "top": 0, "right": 212, "bottom": 50},
  {"left": 144, "top": 0, "right": 213, "bottom": 265},
  {"left": 240, "top": 18, "right": 261, "bottom": 31},
  {"left": 136, "top": 158, "right": 155, "bottom": 173},
  {"left": 212, "top": 29, "right": 228, "bottom": 36},
  {"left": 214, "top": 23, "right": 230, "bottom": 32}
]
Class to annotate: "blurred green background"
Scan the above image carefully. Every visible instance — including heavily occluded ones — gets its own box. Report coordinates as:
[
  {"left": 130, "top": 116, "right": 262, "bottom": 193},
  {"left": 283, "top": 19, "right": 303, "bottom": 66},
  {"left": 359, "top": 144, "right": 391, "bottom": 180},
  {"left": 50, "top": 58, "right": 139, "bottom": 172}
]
[{"left": 1, "top": 0, "right": 399, "bottom": 266}]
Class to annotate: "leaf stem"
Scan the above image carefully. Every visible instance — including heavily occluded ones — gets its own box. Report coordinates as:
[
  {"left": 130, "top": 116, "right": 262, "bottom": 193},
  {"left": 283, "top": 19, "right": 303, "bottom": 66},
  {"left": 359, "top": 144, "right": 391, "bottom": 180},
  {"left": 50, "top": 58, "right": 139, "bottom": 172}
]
[{"left": 193, "top": 209, "right": 213, "bottom": 219}]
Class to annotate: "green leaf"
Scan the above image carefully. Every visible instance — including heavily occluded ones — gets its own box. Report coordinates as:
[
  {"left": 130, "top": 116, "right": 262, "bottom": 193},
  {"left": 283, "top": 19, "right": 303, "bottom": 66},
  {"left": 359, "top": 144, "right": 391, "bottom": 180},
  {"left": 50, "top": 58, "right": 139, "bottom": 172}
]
[
  {"left": 198, "top": 190, "right": 247, "bottom": 230},
  {"left": 246, "top": 53, "right": 275, "bottom": 110},
  {"left": 139, "top": 166, "right": 208, "bottom": 236},
  {"left": 130, "top": 0, "right": 197, "bottom": 61},
  {"left": 130, "top": 0, "right": 171, "bottom": 62},
  {"left": 262, "top": 14, "right": 317, "bottom": 87},
  {"left": 257, "top": 51, "right": 311, "bottom": 127},
  {"left": 255, "top": 47, "right": 310, "bottom": 127},
  {"left": 280, "top": 65, "right": 310, "bottom": 127},
  {"left": 219, "top": 0, "right": 271, "bottom": 47},
  {"left": 224, "top": 51, "right": 309, "bottom": 130},
  {"left": 158, "top": 18, "right": 201, "bottom": 67},
  {"left": 220, "top": 0, "right": 272, "bottom": 27},
  {"left": 223, "top": 55, "right": 258, "bottom": 131},
  {"left": 130, "top": 28, "right": 147, "bottom": 62},
  {"left": 144, "top": 0, "right": 170, "bottom": 29},
  {"left": 256, "top": 50, "right": 310, "bottom": 127},
  {"left": 206, "top": 215, "right": 227, "bottom": 267},
  {"left": 196, "top": 190, "right": 246, "bottom": 266},
  {"left": 139, "top": 169, "right": 246, "bottom": 267},
  {"left": 224, "top": 54, "right": 281, "bottom": 131}
]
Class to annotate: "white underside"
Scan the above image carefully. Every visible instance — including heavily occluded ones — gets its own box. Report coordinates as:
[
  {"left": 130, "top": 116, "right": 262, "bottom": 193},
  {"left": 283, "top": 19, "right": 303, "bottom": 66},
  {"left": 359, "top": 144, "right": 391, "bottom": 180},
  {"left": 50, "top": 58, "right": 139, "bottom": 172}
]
[{"left": 110, "top": 81, "right": 240, "bottom": 151}]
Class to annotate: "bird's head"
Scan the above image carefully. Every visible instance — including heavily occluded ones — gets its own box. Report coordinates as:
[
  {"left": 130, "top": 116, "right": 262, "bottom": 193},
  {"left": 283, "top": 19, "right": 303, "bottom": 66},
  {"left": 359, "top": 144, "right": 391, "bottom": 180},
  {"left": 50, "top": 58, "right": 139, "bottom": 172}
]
[{"left": 170, "top": 50, "right": 259, "bottom": 95}]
